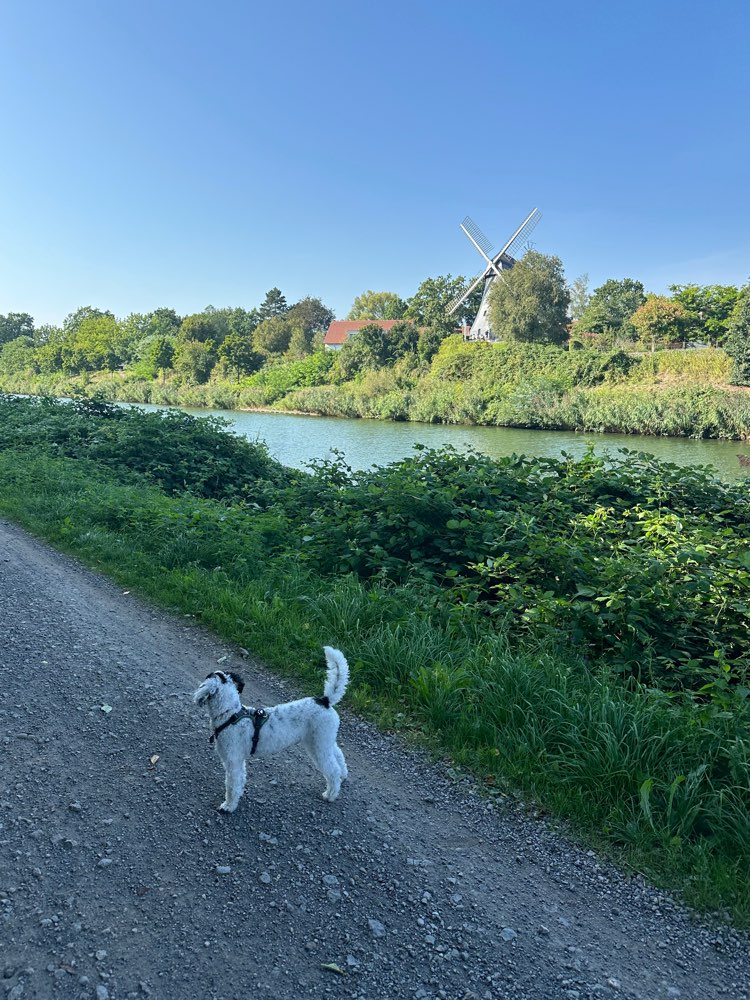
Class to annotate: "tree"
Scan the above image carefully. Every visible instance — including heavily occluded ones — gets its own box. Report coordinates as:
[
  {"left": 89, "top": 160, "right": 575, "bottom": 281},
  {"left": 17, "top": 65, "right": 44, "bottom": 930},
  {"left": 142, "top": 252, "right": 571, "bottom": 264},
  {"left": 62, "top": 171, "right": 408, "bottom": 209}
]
[
  {"left": 258, "top": 288, "right": 288, "bottom": 321},
  {"left": 218, "top": 333, "right": 264, "bottom": 381},
  {"left": 358, "top": 323, "right": 392, "bottom": 368},
  {"left": 488, "top": 251, "right": 570, "bottom": 345},
  {"left": 347, "top": 290, "right": 407, "bottom": 321},
  {"left": 34, "top": 326, "right": 65, "bottom": 373},
  {"left": 149, "top": 307, "right": 182, "bottom": 338},
  {"left": 284, "top": 296, "right": 335, "bottom": 356},
  {"left": 417, "top": 327, "right": 445, "bottom": 364},
  {"left": 669, "top": 284, "right": 739, "bottom": 345},
  {"left": 253, "top": 314, "right": 292, "bottom": 356},
  {"left": 388, "top": 320, "right": 419, "bottom": 361},
  {"left": 0, "top": 336, "right": 36, "bottom": 374},
  {"left": 33, "top": 323, "right": 60, "bottom": 345},
  {"left": 339, "top": 320, "right": 421, "bottom": 371},
  {"left": 0, "top": 312, "right": 34, "bottom": 345},
  {"left": 118, "top": 313, "right": 152, "bottom": 364},
  {"left": 178, "top": 313, "right": 224, "bottom": 345},
  {"left": 724, "top": 289, "right": 750, "bottom": 385},
  {"left": 134, "top": 336, "right": 176, "bottom": 381},
  {"left": 334, "top": 336, "right": 371, "bottom": 380},
  {"left": 223, "top": 306, "right": 259, "bottom": 338},
  {"left": 406, "top": 274, "right": 478, "bottom": 344},
  {"left": 574, "top": 278, "right": 646, "bottom": 338},
  {"left": 630, "top": 296, "right": 688, "bottom": 352},
  {"left": 173, "top": 338, "right": 216, "bottom": 385},
  {"left": 569, "top": 274, "right": 590, "bottom": 322},
  {"left": 61, "top": 315, "right": 124, "bottom": 372},
  {"left": 63, "top": 306, "right": 114, "bottom": 334}
]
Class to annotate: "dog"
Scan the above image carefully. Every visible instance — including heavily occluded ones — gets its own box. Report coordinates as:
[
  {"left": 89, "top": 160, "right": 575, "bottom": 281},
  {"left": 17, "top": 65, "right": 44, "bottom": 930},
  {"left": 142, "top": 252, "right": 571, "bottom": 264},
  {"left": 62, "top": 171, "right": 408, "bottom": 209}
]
[{"left": 193, "top": 646, "right": 349, "bottom": 813}]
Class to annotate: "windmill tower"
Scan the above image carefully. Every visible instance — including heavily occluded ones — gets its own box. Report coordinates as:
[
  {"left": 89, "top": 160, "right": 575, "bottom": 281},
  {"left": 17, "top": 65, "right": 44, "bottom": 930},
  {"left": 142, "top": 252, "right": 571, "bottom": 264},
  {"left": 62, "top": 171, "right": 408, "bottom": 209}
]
[{"left": 447, "top": 208, "right": 542, "bottom": 340}]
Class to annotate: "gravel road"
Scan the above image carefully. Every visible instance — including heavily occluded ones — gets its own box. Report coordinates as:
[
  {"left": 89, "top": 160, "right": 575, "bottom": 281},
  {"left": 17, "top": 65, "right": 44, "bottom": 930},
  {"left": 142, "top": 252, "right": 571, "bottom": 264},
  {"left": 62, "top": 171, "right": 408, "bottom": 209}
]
[{"left": 1, "top": 517, "right": 748, "bottom": 1000}]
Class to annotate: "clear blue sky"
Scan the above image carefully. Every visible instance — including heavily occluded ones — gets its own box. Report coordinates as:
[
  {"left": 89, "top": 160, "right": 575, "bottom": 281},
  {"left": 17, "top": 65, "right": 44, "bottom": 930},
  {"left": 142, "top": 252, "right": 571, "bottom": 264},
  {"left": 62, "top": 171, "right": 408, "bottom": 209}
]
[{"left": 1, "top": 0, "right": 748, "bottom": 327}]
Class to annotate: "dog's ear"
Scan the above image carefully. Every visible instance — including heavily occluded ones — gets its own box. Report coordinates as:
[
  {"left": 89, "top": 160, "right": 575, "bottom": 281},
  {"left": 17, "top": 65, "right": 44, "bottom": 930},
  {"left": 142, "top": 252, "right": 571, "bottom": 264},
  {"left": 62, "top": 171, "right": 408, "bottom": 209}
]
[{"left": 228, "top": 671, "right": 245, "bottom": 693}]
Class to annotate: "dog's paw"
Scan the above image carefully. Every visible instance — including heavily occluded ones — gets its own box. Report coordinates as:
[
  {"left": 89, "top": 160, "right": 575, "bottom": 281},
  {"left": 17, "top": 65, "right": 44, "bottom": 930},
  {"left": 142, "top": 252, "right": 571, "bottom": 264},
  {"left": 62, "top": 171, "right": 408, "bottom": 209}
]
[{"left": 217, "top": 802, "right": 236, "bottom": 814}]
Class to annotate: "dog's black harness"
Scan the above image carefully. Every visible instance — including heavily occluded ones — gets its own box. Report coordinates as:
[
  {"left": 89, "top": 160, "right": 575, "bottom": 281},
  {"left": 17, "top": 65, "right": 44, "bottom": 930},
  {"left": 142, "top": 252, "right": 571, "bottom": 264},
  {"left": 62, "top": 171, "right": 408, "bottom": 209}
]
[{"left": 209, "top": 707, "right": 268, "bottom": 754}]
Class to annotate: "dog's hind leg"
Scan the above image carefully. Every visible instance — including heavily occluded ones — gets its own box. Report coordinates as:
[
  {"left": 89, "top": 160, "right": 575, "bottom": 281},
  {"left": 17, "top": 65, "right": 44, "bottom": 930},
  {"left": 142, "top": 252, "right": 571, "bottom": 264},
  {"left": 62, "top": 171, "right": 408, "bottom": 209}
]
[
  {"left": 305, "top": 742, "right": 343, "bottom": 802},
  {"left": 321, "top": 757, "right": 342, "bottom": 802},
  {"left": 334, "top": 744, "right": 348, "bottom": 782},
  {"left": 218, "top": 759, "right": 246, "bottom": 814}
]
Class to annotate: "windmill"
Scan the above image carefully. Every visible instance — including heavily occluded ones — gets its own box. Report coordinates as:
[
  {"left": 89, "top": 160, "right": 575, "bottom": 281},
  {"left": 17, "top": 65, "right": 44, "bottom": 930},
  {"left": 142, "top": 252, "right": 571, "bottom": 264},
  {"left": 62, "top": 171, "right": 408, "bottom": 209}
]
[{"left": 447, "top": 207, "right": 542, "bottom": 340}]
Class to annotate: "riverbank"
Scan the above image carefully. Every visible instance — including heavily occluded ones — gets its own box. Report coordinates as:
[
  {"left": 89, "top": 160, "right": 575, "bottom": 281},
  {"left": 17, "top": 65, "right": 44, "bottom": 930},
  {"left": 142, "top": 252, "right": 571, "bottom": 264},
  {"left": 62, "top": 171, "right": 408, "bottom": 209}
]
[
  {"left": 1, "top": 394, "right": 748, "bottom": 925},
  {"left": 2, "top": 342, "right": 749, "bottom": 439}
]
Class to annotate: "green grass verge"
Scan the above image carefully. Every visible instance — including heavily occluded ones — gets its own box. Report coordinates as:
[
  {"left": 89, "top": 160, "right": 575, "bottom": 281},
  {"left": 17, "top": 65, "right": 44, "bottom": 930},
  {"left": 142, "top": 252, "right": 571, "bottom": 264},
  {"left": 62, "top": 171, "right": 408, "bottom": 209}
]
[{"left": 0, "top": 449, "right": 748, "bottom": 926}]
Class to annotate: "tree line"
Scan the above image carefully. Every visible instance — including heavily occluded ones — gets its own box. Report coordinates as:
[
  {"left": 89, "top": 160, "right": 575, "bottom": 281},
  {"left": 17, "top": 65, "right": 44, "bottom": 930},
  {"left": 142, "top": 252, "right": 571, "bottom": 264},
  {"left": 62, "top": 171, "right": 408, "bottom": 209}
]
[{"left": 1, "top": 256, "right": 749, "bottom": 387}]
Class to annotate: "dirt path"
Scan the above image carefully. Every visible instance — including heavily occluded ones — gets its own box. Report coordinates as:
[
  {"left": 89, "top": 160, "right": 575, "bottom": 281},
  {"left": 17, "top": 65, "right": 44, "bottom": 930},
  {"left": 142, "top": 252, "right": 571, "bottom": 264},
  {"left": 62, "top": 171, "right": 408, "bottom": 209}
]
[{"left": 1, "top": 518, "right": 747, "bottom": 1000}]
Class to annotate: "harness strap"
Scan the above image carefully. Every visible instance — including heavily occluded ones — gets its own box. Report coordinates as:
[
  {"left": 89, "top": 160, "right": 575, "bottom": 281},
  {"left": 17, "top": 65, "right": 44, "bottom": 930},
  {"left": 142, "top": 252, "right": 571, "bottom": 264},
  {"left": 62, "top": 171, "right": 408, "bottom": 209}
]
[
  {"left": 210, "top": 706, "right": 268, "bottom": 751},
  {"left": 250, "top": 709, "right": 268, "bottom": 755}
]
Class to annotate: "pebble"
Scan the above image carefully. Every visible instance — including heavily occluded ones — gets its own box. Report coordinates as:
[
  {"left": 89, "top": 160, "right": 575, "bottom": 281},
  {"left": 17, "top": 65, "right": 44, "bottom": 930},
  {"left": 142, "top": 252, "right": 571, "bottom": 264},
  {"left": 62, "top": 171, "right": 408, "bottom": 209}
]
[
  {"left": 215, "top": 865, "right": 231, "bottom": 875},
  {"left": 97, "top": 858, "right": 113, "bottom": 868},
  {"left": 96, "top": 986, "right": 109, "bottom": 1000},
  {"left": 259, "top": 872, "right": 271, "bottom": 884},
  {"left": 501, "top": 927, "right": 517, "bottom": 941},
  {"left": 368, "top": 918, "right": 386, "bottom": 938}
]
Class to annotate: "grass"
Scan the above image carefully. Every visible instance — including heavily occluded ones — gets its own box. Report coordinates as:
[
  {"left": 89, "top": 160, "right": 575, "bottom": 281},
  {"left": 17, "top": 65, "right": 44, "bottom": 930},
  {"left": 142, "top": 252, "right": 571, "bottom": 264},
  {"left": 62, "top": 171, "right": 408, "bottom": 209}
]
[{"left": 0, "top": 448, "right": 748, "bottom": 926}]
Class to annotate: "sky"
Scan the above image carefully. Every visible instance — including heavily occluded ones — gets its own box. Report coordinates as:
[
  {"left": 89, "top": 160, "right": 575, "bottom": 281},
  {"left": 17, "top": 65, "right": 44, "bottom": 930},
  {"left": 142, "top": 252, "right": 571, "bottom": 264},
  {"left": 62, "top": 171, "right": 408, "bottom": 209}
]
[{"left": 1, "top": 0, "right": 748, "bottom": 327}]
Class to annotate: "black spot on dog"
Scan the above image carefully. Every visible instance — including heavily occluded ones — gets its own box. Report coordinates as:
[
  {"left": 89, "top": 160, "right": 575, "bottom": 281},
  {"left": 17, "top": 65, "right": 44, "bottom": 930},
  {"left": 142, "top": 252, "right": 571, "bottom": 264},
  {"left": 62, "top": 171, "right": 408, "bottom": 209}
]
[{"left": 228, "top": 672, "right": 245, "bottom": 693}]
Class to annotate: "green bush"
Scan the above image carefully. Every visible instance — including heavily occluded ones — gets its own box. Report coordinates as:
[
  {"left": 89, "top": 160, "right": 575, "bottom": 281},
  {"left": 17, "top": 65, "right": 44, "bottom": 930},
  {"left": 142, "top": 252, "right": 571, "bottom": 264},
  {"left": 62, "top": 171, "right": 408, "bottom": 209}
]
[
  {"left": 243, "top": 352, "right": 334, "bottom": 402},
  {"left": 293, "top": 445, "right": 750, "bottom": 689},
  {"left": 0, "top": 394, "right": 296, "bottom": 500}
]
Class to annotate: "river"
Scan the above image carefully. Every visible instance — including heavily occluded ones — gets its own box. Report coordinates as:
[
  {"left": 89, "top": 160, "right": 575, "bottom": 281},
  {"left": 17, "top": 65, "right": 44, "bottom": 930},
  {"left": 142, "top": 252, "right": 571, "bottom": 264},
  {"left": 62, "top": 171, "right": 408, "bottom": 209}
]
[{"left": 134, "top": 404, "right": 748, "bottom": 481}]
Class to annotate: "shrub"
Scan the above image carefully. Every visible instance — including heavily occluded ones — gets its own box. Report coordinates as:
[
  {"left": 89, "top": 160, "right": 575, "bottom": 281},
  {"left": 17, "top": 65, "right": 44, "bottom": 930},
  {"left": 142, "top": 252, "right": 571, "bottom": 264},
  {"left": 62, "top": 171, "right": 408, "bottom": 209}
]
[{"left": 0, "top": 394, "right": 295, "bottom": 500}]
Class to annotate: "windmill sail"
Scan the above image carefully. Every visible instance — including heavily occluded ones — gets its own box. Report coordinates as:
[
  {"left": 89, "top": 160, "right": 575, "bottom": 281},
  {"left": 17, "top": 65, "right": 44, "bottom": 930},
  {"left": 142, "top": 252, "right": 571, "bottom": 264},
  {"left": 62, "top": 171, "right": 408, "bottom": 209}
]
[{"left": 447, "top": 208, "right": 542, "bottom": 324}]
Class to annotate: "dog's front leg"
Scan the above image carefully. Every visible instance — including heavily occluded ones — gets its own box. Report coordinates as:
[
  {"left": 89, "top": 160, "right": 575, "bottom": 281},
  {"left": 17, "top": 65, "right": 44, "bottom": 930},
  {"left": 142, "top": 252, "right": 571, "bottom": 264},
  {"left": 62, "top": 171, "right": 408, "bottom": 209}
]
[{"left": 218, "top": 758, "right": 246, "bottom": 813}]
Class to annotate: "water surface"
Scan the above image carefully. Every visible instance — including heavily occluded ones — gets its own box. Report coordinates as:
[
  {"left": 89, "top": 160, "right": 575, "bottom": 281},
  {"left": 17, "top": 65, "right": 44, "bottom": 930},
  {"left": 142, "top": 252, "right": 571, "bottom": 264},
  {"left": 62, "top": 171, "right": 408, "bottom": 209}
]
[{"left": 136, "top": 404, "right": 748, "bottom": 481}]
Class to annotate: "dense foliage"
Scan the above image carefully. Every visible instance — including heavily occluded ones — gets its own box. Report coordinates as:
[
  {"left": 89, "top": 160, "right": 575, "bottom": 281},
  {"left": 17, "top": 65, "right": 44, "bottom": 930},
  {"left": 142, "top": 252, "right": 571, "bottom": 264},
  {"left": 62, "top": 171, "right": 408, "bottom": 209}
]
[
  {"left": 0, "top": 394, "right": 296, "bottom": 500},
  {"left": 290, "top": 445, "right": 750, "bottom": 691}
]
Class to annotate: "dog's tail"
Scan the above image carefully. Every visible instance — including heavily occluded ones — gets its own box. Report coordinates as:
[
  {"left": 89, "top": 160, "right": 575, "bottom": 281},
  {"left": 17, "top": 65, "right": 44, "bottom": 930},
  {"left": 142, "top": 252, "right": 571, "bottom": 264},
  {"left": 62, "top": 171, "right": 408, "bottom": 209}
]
[{"left": 322, "top": 647, "right": 349, "bottom": 706}]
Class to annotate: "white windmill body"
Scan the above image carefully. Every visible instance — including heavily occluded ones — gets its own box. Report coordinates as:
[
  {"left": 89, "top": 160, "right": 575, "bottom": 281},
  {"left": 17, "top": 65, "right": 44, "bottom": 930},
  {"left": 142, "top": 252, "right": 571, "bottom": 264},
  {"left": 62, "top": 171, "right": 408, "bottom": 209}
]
[{"left": 447, "top": 208, "right": 542, "bottom": 340}]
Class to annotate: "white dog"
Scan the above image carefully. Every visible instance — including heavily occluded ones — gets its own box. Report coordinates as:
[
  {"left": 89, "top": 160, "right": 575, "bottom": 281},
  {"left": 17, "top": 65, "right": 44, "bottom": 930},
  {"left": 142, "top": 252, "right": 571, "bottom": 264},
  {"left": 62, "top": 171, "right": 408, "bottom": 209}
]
[{"left": 193, "top": 646, "right": 349, "bottom": 813}]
